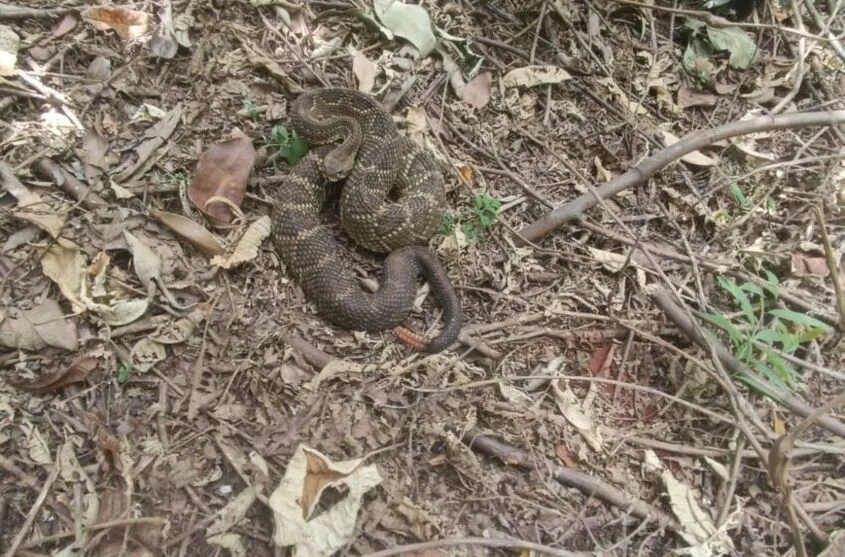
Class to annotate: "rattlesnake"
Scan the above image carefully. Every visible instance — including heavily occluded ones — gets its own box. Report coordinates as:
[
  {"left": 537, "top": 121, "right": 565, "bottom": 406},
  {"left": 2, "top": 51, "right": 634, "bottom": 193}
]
[{"left": 270, "top": 88, "right": 461, "bottom": 353}]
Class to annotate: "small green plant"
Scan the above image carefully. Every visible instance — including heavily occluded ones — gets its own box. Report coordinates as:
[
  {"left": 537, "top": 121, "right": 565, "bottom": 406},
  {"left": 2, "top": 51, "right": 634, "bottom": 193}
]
[
  {"left": 700, "top": 272, "right": 832, "bottom": 392},
  {"left": 438, "top": 193, "right": 502, "bottom": 242},
  {"left": 242, "top": 99, "right": 260, "bottom": 120},
  {"left": 117, "top": 362, "right": 133, "bottom": 384},
  {"left": 269, "top": 125, "right": 309, "bottom": 166},
  {"left": 728, "top": 182, "right": 749, "bottom": 210}
]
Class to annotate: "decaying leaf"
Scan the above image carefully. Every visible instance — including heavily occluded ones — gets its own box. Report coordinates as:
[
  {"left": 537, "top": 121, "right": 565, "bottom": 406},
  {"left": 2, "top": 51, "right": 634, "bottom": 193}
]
[
  {"left": 150, "top": 208, "right": 225, "bottom": 257},
  {"left": 791, "top": 252, "right": 830, "bottom": 278},
  {"left": 462, "top": 71, "right": 493, "bottom": 108},
  {"left": 0, "top": 298, "right": 77, "bottom": 351},
  {"left": 551, "top": 380, "right": 603, "bottom": 452},
  {"left": 188, "top": 134, "right": 256, "bottom": 228},
  {"left": 82, "top": 5, "right": 150, "bottom": 40},
  {"left": 677, "top": 87, "right": 718, "bottom": 109},
  {"left": 12, "top": 206, "right": 69, "bottom": 239},
  {"left": 503, "top": 65, "right": 572, "bottom": 88},
  {"left": 350, "top": 46, "right": 377, "bottom": 93},
  {"left": 210, "top": 216, "right": 271, "bottom": 269},
  {"left": 207, "top": 486, "right": 259, "bottom": 537},
  {"left": 40, "top": 239, "right": 152, "bottom": 327},
  {"left": 268, "top": 445, "right": 383, "bottom": 556},
  {"left": 128, "top": 337, "right": 167, "bottom": 373},
  {"left": 373, "top": 0, "right": 436, "bottom": 57},
  {"left": 10, "top": 354, "right": 99, "bottom": 393},
  {"left": 148, "top": 307, "right": 207, "bottom": 344},
  {"left": 123, "top": 230, "right": 162, "bottom": 291}
]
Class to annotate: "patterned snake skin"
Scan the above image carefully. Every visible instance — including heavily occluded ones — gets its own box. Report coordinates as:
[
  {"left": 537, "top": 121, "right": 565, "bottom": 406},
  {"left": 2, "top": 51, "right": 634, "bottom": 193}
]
[{"left": 270, "top": 88, "right": 462, "bottom": 353}]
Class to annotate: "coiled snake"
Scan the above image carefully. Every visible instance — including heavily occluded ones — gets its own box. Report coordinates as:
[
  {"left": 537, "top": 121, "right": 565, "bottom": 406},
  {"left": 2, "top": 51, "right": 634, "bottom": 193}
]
[{"left": 270, "top": 88, "right": 462, "bottom": 353}]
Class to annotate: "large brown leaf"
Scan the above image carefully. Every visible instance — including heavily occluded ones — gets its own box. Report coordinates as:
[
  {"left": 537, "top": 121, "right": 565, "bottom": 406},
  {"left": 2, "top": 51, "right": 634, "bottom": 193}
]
[{"left": 188, "top": 134, "right": 255, "bottom": 229}]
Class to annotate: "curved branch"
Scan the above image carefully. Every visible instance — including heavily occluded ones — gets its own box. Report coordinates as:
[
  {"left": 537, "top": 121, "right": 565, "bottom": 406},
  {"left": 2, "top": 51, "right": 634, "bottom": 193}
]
[{"left": 517, "top": 110, "right": 845, "bottom": 244}]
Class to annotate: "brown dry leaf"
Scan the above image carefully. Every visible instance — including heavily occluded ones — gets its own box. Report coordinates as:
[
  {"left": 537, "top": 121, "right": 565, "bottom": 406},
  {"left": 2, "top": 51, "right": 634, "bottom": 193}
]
[
  {"left": 188, "top": 134, "right": 256, "bottom": 228},
  {"left": 462, "top": 71, "right": 492, "bottom": 108},
  {"left": 123, "top": 230, "right": 162, "bottom": 292},
  {"left": 150, "top": 3, "right": 179, "bottom": 59},
  {"left": 52, "top": 13, "right": 79, "bottom": 37},
  {"left": 150, "top": 208, "right": 225, "bottom": 256},
  {"left": 210, "top": 216, "right": 271, "bottom": 269},
  {"left": 82, "top": 5, "right": 151, "bottom": 40},
  {"left": 128, "top": 337, "right": 167, "bottom": 373},
  {"left": 40, "top": 238, "right": 87, "bottom": 312},
  {"left": 207, "top": 486, "right": 259, "bottom": 537},
  {"left": 148, "top": 306, "right": 206, "bottom": 344},
  {"left": 11, "top": 354, "right": 99, "bottom": 394},
  {"left": 12, "top": 205, "right": 68, "bottom": 239},
  {"left": 677, "top": 87, "right": 718, "bottom": 109},
  {"left": 78, "top": 128, "right": 111, "bottom": 170},
  {"left": 791, "top": 252, "right": 830, "bottom": 278},
  {"left": 551, "top": 380, "right": 603, "bottom": 452},
  {"left": 350, "top": 46, "right": 377, "bottom": 93},
  {"left": 502, "top": 65, "right": 571, "bottom": 88},
  {"left": 0, "top": 298, "right": 77, "bottom": 351}
]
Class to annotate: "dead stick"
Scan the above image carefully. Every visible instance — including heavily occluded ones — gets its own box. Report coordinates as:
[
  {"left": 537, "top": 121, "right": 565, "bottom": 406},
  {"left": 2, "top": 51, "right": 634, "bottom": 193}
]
[
  {"left": 517, "top": 110, "right": 845, "bottom": 244},
  {"left": 462, "top": 428, "right": 680, "bottom": 532}
]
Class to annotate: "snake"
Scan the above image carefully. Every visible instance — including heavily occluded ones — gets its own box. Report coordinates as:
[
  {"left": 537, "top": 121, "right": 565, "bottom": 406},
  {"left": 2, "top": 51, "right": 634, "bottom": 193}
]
[{"left": 270, "top": 88, "right": 462, "bottom": 353}]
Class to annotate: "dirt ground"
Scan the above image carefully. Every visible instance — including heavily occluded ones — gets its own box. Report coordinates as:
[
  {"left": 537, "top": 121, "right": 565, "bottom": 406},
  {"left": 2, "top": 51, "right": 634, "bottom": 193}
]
[{"left": 1, "top": 1, "right": 844, "bottom": 556}]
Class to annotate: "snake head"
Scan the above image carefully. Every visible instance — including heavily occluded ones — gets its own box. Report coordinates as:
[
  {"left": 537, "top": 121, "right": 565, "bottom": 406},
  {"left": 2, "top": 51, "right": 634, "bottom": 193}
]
[{"left": 322, "top": 150, "right": 355, "bottom": 181}]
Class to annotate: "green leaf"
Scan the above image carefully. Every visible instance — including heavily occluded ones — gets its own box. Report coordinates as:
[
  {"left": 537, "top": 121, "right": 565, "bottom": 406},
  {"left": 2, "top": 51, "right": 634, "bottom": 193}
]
[
  {"left": 717, "top": 276, "right": 756, "bottom": 323},
  {"left": 753, "top": 329, "right": 792, "bottom": 346},
  {"left": 706, "top": 26, "right": 758, "bottom": 68},
  {"left": 768, "top": 309, "right": 832, "bottom": 331},
  {"left": 748, "top": 358, "right": 790, "bottom": 391},
  {"left": 729, "top": 182, "right": 749, "bottom": 209},
  {"left": 701, "top": 312, "right": 743, "bottom": 346}
]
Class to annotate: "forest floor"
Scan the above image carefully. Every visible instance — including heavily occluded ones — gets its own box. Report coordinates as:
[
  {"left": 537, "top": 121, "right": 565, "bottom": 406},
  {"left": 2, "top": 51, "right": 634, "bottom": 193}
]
[{"left": 1, "top": 1, "right": 844, "bottom": 556}]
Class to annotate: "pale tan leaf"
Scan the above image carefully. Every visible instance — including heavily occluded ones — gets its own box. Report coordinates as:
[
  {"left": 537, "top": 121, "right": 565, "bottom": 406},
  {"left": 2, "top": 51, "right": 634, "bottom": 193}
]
[
  {"left": 350, "top": 46, "right": 377, "bottom": 93},
  {"left": 0, "top": 24, "right": 20, "bottom": 77},
  {"left": 462, "top": 71, "right": 492, "bottom": 108},
  {"left": 210, "top": 216, "right": 271, "bottom": 270},
  {"left": 123, "top": 229, "right": 162, "bottom": 290},
  {"left": 40, "top": 238, "right": 87, "bottom": 311},
  {"left": 128, "top": 337, "right": 166, "bottom": 373},
  {"left": 12, "top": 207, "right": 68, "bottom": 238},
  {"left": 551, "top": 380, "right": 603, "bottom": 452},
  {"left": 0, "top": 299, "right": 77, "bottom": 351},
  {"left": 148, "top": 307, "right": 206, "bottom": 344},
  {"left": 657, "top": 130, "right": 718, "bottom": 167},
  {"left": 207, "top": 486, "right": 259, "bottom": 537},
  {"left": 150, "top": 208, "right": 225, "bottom": 256},
  {"left": 503, "top": 65, "right": 571, "bottom": 88},
  {"left": 89, "top": 298, "right": 151, "bottom": 326}
]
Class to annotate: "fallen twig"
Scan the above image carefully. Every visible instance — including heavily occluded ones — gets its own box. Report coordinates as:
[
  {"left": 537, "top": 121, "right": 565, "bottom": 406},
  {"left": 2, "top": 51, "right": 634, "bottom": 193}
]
[
  {"left": 517, "top": 110, "right": 845, "bottom": 244},
  {"left": 461, "top": 427, "right": 680, "bottom": 533}
]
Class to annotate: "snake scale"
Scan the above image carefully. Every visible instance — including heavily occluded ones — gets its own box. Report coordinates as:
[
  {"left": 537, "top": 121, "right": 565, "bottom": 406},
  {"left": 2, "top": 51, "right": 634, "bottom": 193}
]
[{"left": 270, "top": 88, "right": 462, "bottom": 353}]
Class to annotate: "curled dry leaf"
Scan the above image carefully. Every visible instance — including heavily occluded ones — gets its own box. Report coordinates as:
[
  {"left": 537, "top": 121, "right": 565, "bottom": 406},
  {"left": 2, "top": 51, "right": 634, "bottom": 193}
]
[
  {"left": 10, "top": 354, "right": 99, "bottom": 394},
  {"left": 503, "top": 65, "right": 572, "bottom": 88},
  {"left": 150, "top": 208, "right": 225, "bottom": 256},
  {"left": 188, "top": 135, "right": 256, "bottom": 228},
  {"left": 268, "top": 444, "right": 383, "bottom": 555},
  {"left": 210, "top": 216, "right": 271, "bottom": 270},
  {"left": 0, "top": 298, "right": 78, "bottom": 351},
  {"left": 40, "top": 239, "right": 151, "bottom": 326},
  {"left": 82, "top": 5, "right": 150, "bottom": 40}
]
